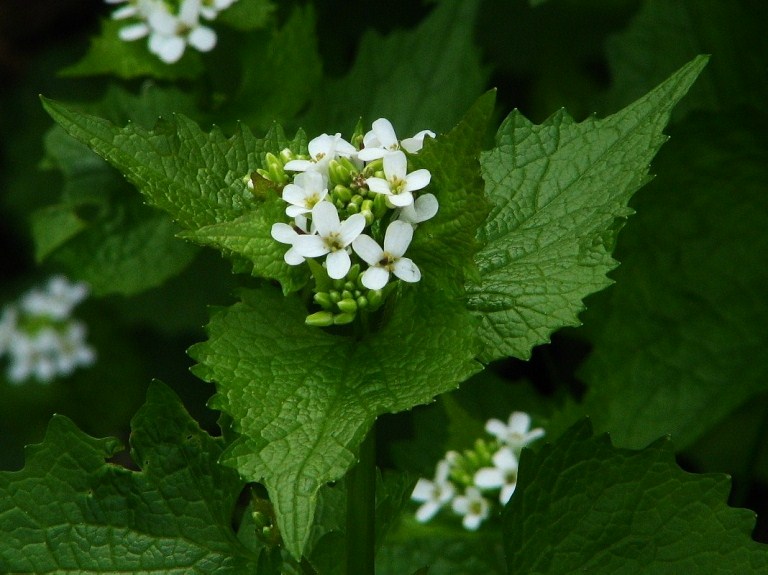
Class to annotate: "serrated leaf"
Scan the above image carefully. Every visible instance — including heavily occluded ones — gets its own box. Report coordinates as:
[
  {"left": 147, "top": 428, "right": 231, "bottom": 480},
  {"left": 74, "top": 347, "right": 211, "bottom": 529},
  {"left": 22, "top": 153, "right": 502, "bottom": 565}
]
[
  {"left": 0, "top": 382, "right": 262, "bottom": 573},
  {"left": 190, "top": 283, "right": 480, "bottom": 559},
  {"left": 578, "top": 111, "right": 768, "bottom": 449},
  {"left": 301, "top": 0, "right": 488, "bottom": 135},
  {"left": 62, "top": 18, "right": 204, "bottom": 80},
  {"left": 503, "top": 420, "right": 768, "bottom": 573},
  {"left": 466, "top": 55, "right": 708, "bottom": 362}
]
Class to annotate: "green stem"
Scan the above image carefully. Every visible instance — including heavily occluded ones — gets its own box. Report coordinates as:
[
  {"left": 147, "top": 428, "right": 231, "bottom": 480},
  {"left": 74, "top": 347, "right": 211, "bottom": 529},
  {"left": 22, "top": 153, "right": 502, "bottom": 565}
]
[{"left": 345, "top": 426, "right": 376, "bottom": 575}]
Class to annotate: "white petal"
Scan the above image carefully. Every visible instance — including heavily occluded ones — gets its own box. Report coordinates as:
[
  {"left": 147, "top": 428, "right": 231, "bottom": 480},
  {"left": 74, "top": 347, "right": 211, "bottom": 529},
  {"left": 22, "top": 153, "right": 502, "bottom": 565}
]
[
  {"left": 414, "top": 193, "right": 439, "bottom": 222},
  {"left": 371, "top": 118, "right": 398, "bottom": 148},
  {"left": 356, "top": 147, "right": 387, "bottom": 162},
  {"left": 200, "top": 6, "right": 217, "bottom": 19},
  {"left": 474, "top": 467, "right": 503, "bottom": 490},
  {"left": 112, "top": 5, "right": 139, "bottom": 20},
  {"left": 392, "top": 258, "right": 420, "bottom": 283},
  {"left": 352, "top": 235, "right": 383, "bottom": 266},
  {"left": 338, "top": 213, "right": 366, "bottom": 247},
  {"left": 412, "top": 478, "right": 436, "bottom": 502},
  {"left": 451, "top": 496, "right": 470, "bottom": 515},
  {"left": 296, "top": 170, "right": 326, "bottom": 193},
  {"left": 500, "top": 483, "right": 516, "bottom": 505},
  {"left": 366, "top": 177, "right": 392, "bottom": 195},
  {"left": 118, "top": 23, "right": 150, "bottom": 41},
  {"left": 401, "top": 129, "right": 435, "bottom": 153},
  {"left": 493, "top": 447, "right": 519, "bottom": 471},
  {"left": 485, "top": 418, "right": 507, "bottom": 439},
  {"left": 293, "top": 235, "right": 328, "bottom": 258},
  {"left": 386, "top": 190, "right": 414, "bottom": 207},
  {"left": 286, "top": 205, "right": 310, "bottom": 218},
  {"left": 333, "top": 136, "right": 358, "bottom": 157},
  {"left": 361, "top": 266, "right": 389, "bottom": 290},
  {"left": 463, "top": 513, "right": 483, "bottom": 531},
  {"left": 383, "top": 150, "right": 407, "bottom": 179},
  {"left": 148, "top": 10, "right": 178, "bottom": 35},
  {"left": 271, "top": 222, "right": 297, "bottom": 244},
  {"left": 283, "top": 183, "right": 309, "bottom": 205},
  {"left": 326, "top": 250, "right": 351, "bottom": 279},
  {"left": 404, "top": 168, "right": 431, "bottom": 193},
  {"left": 150, "top": 34, "right": 186, "bottom": 63},
  {"left": 312, "top": 201, "right": 340, "bottom": 238},
  {"left": 435, "top": 459, "right": 453, "bottom": 483},
  {"left": 284, "top": 159, "right": 312, "bottom": 172},
  {"left": 179, "top": 0, "right": 202, "bottom": 25},
  {"left": 508, "top": 412, "right": 532, "bottom": 434},
  {"left": 188, "top": 26, "right": 216, "bottom": 52},
  {"left": 284, "top": 247, "right": 305, "bottom": 265},
  {"left": 383, "top": 220, "right": 413, "bottom": 256},
  {"left": 416, "top": 501, "right": 441, "bottom": 523}
]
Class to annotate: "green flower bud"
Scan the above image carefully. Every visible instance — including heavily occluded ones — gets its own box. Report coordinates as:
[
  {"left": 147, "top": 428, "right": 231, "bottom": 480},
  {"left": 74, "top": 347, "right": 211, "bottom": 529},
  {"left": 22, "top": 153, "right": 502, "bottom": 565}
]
[
  {"left": 347, "top": 202, "right": 360, "bottom": 215},
  {"left": 356, "top": 295, "right": 368, "bottom": 310},
  {"left": 279, "top": 148, "right": 295, "bottom": 164},
  {"left": 333, "top": 184, "right": 353, "bottom": 203},
  {"left": 344, "top": 280, "right": 356, "bottom": 292},
  {"left": 367, "top": 289, "right": 383, "bottom": 309},
  {"left": 347, "top": 263, "right": 361, "bottom": 281},
  {"left": 329, "top": 160, "right": 352, "bottom": 186},
  {"left": 351, "top": 194, "right": 364, "bottom": 206},
  {"left": 333, "top": 312, "right": 356, "bottom": 325},
  {"left": 313, "top": 292, "right": 333, "bottom": 309},
  {"left": 341, "top": 290, "right": 353, "bottom": 300},
  {"left": 305, "top": 311, "right": 334, "bottom": 327},
  {"left": 362, "top": 209, "right": 375, "bottom": 226},
  {"left": 329, "top": 290, "right": 341, "bottom": 303},
  {"left": 337, "top": 298, "right": 358, "bottom": 314},
  {"left": 361, "top": 199, "right": 374, "bottom": 213}
]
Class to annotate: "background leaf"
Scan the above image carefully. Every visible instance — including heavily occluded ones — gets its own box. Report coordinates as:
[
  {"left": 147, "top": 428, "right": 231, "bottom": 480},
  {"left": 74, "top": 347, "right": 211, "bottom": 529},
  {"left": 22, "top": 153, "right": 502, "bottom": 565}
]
[{"left": 466, "top": 56, "right": 707, "bottom": 362}]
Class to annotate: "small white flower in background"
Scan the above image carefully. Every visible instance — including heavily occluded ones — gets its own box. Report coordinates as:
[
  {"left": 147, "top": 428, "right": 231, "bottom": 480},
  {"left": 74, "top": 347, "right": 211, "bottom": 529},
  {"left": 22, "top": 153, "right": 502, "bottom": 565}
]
[
  {"left": 284, "top": 133, "right": 358, "bottom": 176},
  {"left": 107, "top": 0, "right": 236, "bottom": 64},
  {"left": 451, "top": 487, "right": 491, "bottom": 531},
  {"left": 291, "top": 202, "right": 366, "bottom": 279},
  {"left": 0, "top": 276, "right": 96, "bottom": 385},
  {"left": 366, "top": 150, "right": 431, "bottom": 208},
  {"left": 353, "top": 220, "right": 421, "bottom": 290},
  {"left": 485, "top": 411, "right": 546, "bottom": 453},
  {"left": 357, "top": 118, "right": 436, "bottom": 161},
  {"left": 411, "top": 459, "right": 456, "bottom": 523},
  {"left": 474, "top": 446, "right": 520, "bottom": 505}
]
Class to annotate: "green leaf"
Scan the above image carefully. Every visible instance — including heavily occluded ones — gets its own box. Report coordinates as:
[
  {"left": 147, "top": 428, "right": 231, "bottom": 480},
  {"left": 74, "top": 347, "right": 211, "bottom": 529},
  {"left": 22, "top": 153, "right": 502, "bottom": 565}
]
[
  {"left": 301, "top": 0, "right": 488, "bottom": 135},
  {"left": 190, "top": 283, "right": 480, "bottom": 559},
  {"left": 0, "top": 382, "right": 262, "bottom": 573},
  {"left": 503, "top": 420, "right": 768, "bottom": 573},
  {"left": 578, "top": 111, "right": 768, "bottom": 449},
  {"left": 62, "top": 18, "right": 204, "bottom": 80},
  {"left": 466, "top": 55, "right": 708, "bottom": 362},
  {"left": 605, "top": 0, "right": 768, "bottom": 118},
  {"left": 42, "top": 99, "right": 308, "bottom": 291},
  {"left": 215, "top": 0, "right": 275, "bottom": 31}
]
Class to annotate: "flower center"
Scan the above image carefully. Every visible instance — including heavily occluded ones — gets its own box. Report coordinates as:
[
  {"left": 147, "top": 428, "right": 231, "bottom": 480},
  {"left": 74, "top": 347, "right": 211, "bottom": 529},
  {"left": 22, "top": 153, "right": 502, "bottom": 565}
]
[
  {"left": 324, "top": 232, "right": 344, "bottom": 252},
  {"left": 390, "top": 176, "right": 407, "bottom": 195}
]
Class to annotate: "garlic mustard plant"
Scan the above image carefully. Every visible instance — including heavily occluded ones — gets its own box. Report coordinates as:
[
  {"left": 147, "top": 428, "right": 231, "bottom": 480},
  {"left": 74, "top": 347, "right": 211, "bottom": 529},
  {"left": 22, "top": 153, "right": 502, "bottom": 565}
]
[
  {"left": 262, "top": 119, "right": 439, "bottom": 326},
  {"left": 0, "top": 276, "right": 96, "bottom": 384},
  {"left": 106, "top": 0, "right": 236, "bottom": 63},
  {"left": 411, "top": 410, "right": 545, "bottom": 529}
]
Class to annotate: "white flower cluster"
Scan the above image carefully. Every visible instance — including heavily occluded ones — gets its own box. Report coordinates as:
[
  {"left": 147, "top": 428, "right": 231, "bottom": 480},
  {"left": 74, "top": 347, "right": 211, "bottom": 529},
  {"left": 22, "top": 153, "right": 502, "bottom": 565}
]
[
  {"left": 0, "top": 276, "right": 96, "bottom": 384},
  {"left": 411, "top": 411, "right": 545, "bottom": 530},
  {"left": 107, "top": 0, "right": 238, "bottom": 64},
  {"left": 263, "top": 118, "right": 437, "bottom": 326}
]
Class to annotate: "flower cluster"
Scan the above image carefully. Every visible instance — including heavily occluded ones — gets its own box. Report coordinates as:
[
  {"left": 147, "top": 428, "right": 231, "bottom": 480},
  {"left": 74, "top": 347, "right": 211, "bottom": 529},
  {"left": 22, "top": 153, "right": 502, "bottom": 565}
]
[
  {"left": 106, "top": 0, "right": 237, "bottom": 64},
  {"left": 0, "top": 276, "right": 96, "bottom": 384},
  {"left": 411, "top": 411, "right": 545, "bottom": 530},
  {"left": 260, "top": 118, "right": 437, "bottom": 326}
]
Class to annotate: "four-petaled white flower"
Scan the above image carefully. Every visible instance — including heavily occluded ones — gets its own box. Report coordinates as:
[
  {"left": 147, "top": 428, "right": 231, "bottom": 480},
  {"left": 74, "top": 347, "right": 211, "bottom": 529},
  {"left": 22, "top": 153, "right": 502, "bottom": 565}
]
[
  {"left": 474, "top": 446, "right": 519, "bottom": 505},
  {"left": 451, "top": 487, "right": 491, "bottom": 531},
  {"left": 147, "top": 0, "right": 217, "bottom": 64},
  {"left": 357, "top": 118, "right": 436, "bottom": 162},
  {"left": 281, "top": 171, "right": 329, "bottom": 217},
  {"left": 353, "top": 221, "right": 421, "bottom": 290},
  {"left": 292, "top": 202, "right": 366, "bottom": 279},
  {"left": 397, "top": 193, "right": 439, "bottom": 225},
  {"left": 411, "top": 459, "right": 456, "bottom": 523},
  {"left": 366, "top": 151, "right": 430, "bottom": 207},
  {"left": 485, "top": 411, "right": 545, "bottom": 452},
  {"left": 284, "top": 133, "right": 357, "bottom": 176}
]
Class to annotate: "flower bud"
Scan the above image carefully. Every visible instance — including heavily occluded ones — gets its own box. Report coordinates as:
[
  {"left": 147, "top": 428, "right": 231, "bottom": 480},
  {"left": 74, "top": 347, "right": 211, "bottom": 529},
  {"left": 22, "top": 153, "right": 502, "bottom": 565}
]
[
  {"left": 351, "top": 194, "right": 364, "bottom": 207},
  {"left": 329, "top": 290, "right": 341, "bottom": 303},
  {"left": 305, "top": 311, "right": 334, "bottom": 327},
  {"left": 347, "top": 263, "right": 361, "bottom": 282},
  {"left": 356, "top": 295, "right": 368, "bottom": 309},
  {"left": 333, "top": 312, "right": 356, "bottom": 325},
  {"left": 329, "top": 160, "right": 351, "bottom": 186},
  {"left": 333, "top": 184, "right": 353, "bottom": 203},
  {"left": 337, "top": 298, "right": 358, "bottom": 314},
  {"left": 279, "top": 148, "right": 295, "bottom": 164},
  {"left": 313, "top": 292, "right": 333, "bottom": 309},
  {"left": 367, "top": 289, "right": 383, "bottom": 309},
  {"left": 373, "top": 193, "right": 389, "bottom": 218},
  {"left": 347, "top": 202, "right": 360, "bottom": 215},
  {"left": 341, "top": 290, "right": 353, "bottom": 300}
]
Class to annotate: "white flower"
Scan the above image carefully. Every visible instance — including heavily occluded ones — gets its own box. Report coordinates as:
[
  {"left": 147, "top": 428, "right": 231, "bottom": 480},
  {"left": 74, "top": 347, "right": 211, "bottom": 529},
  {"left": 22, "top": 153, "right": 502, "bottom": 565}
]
[
  {"left": 365, "top": 151, "right": 430, "bottom": 208},
  {"left": 353, "top": 221, "right": 421, "bottom": 290},
  {"left": 281, "top": 171, "right": 329, "bottom": 217},
  {"left": 147, "top": 0, "right": 217, "bottom": 64},
  {"left": 485, "top": 411, "right": 545, "bottom": 453},
  {"left": 271, "top": 215, "right": 311, "bottom": 265},
  {"left": 357, "top": 118, "right": 435, "bottom": 161},
  {"left": 396, "top": 193, "right": 439, "bottom": 225},
  {"left": 20, "top": 276, "right": 89, "bottom": 321},
  {"left": 284, "top": 133, "right": 357, "bottom": 176},
  {"left": 474, "top": 446, "right": 519, "bottom": 505},
  {"left": 411, "top": 459, "right": 456, "bottom": 523},
  {"left": 55, "top": 321, "right": 97, "bottom": 376},
  {"left": 451, "top": 487, "right": 490, "bottom": 531},
  {"left": 292, "top": 202, "right": 366, "bottom": 279}
]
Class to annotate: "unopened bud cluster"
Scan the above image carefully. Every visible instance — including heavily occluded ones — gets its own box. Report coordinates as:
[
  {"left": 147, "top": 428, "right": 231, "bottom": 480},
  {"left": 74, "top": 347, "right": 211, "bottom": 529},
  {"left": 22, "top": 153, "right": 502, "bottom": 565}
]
[
  {"left": 411, "top": 411, "right": 545, "bottom": 530},
  {"left": 258, "top": 118, "right": 439, "bottom": 327},
  {"left": 106, "top": 0, "right": 238, "bottom": 64},
  {"left": 0, "top": 276, "right": 96, "bottom": 384}
]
